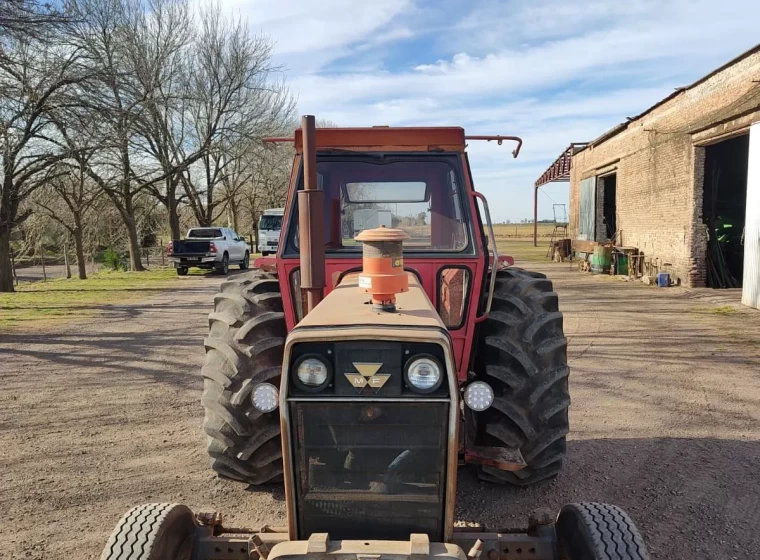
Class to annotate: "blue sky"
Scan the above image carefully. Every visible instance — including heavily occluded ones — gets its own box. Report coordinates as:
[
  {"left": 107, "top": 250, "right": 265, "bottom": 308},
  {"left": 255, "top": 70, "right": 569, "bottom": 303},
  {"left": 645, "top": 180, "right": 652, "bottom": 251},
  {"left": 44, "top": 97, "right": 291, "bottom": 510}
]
[{"left": 222, "top": 0, "right": 760, "bottom": 222}]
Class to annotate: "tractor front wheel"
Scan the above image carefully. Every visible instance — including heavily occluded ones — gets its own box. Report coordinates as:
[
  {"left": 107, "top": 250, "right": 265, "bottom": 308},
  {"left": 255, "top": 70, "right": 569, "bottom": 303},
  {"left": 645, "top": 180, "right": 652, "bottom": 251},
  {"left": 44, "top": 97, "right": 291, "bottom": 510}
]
[
  {"left": 201, "top": 270, "right": 285, "bottom": 484},
  {"left": 100, "top": 503, "right": 195, "bottom": 560},
  {"left": 556, "top": 502, "right": 651, "bottom": 559},
  {"left": 474, "top": 267, "right": 570, "bottom": 486}
]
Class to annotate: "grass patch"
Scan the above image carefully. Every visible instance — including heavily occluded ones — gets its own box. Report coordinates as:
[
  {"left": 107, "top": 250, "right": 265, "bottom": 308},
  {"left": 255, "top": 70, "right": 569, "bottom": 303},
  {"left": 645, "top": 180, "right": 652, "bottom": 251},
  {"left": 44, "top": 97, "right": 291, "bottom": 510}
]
[
  {"left": 710, "top": 305, "right": 738, "bottom": 315},
  {"left": 0, "top": 267, "right": 196, "bottom": 331},
  {"left": 496, "top": 238, "right": 554, "bottom": 264}
]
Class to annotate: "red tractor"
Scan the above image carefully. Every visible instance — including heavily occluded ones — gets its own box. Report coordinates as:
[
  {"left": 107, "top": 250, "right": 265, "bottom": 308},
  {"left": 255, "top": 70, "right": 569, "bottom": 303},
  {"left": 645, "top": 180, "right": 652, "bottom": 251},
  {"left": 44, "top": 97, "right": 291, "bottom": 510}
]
[
  {"left": 99, "top": 116, "right": 650, "bottom": 560},
  {"left": 202, "top": 118, "right": 569, "bottom": 487}
]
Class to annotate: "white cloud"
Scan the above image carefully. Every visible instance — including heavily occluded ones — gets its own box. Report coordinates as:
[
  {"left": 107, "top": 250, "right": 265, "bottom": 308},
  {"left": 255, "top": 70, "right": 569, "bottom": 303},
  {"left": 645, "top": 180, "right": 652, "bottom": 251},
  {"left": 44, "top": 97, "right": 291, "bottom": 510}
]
[
  {"left": 220, "top": 0, "right": 760, "bottom": 220},
  {"left": 217, "top": 0, "right": 413, "bottom": 71}
]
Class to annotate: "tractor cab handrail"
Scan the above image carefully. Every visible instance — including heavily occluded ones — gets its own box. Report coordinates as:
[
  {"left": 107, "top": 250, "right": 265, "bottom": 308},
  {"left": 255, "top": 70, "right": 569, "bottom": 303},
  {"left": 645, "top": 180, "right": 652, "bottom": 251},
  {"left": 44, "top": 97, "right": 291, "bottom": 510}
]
[
  {"left": 464, "top": 135, "right": 523, "bottom": 158},
  {"left": 473, "top": 191, "right": 498, "bottom": 321}
]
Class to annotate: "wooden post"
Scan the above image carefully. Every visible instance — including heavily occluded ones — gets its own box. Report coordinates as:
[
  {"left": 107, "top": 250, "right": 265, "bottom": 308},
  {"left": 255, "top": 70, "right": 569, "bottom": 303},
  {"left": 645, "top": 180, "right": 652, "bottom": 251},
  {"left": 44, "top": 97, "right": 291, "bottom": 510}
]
[
  {"left": 40, "top": 245, "right": 47, "bottom": 281},
  {"left": 64, "top": 242, "right": 72, "bottom": 279}
]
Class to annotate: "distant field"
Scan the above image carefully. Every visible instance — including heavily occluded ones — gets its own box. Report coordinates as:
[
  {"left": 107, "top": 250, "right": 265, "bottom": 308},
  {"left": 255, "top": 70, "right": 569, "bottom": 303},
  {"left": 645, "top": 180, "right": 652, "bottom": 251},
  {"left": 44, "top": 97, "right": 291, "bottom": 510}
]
[{"left": 493, "top": 223, "right": 556, "bottom": 238}]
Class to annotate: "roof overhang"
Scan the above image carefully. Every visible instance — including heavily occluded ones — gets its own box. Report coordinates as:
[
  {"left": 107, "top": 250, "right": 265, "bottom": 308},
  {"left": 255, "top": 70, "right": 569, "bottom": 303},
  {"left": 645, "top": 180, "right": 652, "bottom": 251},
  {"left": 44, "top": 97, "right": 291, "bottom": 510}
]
[{"left": 534, "top": 143, "right": 589, "bottom": 187}]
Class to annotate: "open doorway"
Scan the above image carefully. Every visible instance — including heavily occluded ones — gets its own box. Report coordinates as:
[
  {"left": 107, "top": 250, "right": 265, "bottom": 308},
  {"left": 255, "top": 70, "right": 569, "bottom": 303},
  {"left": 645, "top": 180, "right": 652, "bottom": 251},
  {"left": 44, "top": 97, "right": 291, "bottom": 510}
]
[
  {"left": 596, "top": 173, "right": 617, "bottom": 242},
  {"left": 703, "top": 134, "right": 749, "bottom": 288}
]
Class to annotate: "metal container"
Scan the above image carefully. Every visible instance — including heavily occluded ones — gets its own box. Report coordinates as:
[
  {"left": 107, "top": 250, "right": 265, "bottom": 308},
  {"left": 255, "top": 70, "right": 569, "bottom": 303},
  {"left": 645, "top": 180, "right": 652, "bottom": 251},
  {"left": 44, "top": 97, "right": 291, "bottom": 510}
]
[{"left": 590, "top": 245, "right": 612, "bottom": 274}]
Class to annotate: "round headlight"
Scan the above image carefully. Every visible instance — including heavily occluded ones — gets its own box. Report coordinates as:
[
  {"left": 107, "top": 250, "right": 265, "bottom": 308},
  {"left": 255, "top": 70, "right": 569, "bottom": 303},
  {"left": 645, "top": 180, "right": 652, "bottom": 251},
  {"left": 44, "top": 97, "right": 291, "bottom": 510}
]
[
  {"left": 404, "top": 356, "right": 443, "bottom": 393},
  {"left": 251, "top": 383, "right": 279, "bottom": 413},
  {"left": 463, "top": 381, "right": 494, "bottom": 411},
  {"left": 296, "top": 357, "right": 329, "bottom": 387}
]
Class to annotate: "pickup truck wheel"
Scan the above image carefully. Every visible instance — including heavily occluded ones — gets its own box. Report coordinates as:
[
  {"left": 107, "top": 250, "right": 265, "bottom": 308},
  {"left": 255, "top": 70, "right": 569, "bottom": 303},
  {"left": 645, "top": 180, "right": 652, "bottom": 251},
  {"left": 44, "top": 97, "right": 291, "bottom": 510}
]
[
  {"left": 240, "top": 252, "right": 250, "bottom": 270},
  {"left": 201, "top": 270, "right": 285, "bottom": 485},
  {"left": 216, "top": 254, "right": 229, "bottom": 275},
  {"left": 176, "top": 267, "right": 188, "bottom": 276},
  {"left": 261, "top": 251, "right": 269, "bottom": 256}
]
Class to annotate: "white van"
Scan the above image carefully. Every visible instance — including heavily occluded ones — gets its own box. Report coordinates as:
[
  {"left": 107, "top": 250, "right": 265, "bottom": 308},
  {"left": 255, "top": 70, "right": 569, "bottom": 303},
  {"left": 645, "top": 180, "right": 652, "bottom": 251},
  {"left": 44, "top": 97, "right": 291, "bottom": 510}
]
[{"left": 257, "top": 208, "right": 284, "bottom": 255}]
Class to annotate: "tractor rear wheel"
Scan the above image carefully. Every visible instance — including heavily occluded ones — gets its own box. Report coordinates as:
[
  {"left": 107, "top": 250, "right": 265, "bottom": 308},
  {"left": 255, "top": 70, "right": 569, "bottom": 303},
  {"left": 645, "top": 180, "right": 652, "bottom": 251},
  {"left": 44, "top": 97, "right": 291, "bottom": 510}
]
[
  {"left": 556, "top": 502, "right": 650, "bottom": 559},
  {"left": 201, "top": 270, "right": 285, "bottom": 485},
  {"left": 474, "top": 267, "right": 569, "bottom": 486},
  {"left": 100, "top": 503, "right": 195, "bottom": 560}
]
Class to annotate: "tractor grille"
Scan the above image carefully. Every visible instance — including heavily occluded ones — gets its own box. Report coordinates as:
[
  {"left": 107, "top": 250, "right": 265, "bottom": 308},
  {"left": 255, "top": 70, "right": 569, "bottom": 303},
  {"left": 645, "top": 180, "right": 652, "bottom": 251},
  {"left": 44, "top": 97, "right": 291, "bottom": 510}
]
[{"left": 291, "top": 401, "right": 449, "bottom": 541}]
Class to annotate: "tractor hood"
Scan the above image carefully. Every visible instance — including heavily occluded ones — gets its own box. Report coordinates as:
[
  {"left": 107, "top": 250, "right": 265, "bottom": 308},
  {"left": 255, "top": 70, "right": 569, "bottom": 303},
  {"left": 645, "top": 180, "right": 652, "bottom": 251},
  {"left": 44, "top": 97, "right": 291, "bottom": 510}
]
[{"left": 294, "top": 272, "right": 446, "bottom": 334}]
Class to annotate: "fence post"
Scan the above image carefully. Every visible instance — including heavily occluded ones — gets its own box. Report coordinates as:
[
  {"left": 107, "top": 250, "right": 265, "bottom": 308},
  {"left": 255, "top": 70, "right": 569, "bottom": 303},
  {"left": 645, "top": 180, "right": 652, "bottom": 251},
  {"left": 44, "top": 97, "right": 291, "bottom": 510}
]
[
  {"left": 40, "top": 245, "right": 47, "bottom": 281},
  {"left": 10, "top": 248, "right": 18, "bottom": 286},
  {"left": 64, "top": 242, "right": 72, "bottom": 279}
]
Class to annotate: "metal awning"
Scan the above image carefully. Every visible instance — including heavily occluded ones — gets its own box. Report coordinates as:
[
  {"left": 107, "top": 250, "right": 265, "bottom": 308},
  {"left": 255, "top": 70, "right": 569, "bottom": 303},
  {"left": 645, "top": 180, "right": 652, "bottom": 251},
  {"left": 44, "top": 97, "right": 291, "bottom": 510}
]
[
  {"left": 532, "top": 143, "right": 589, "bottom": 246},
  {"left": 534, "top": 143, "right": 589, "bottom": 187}
]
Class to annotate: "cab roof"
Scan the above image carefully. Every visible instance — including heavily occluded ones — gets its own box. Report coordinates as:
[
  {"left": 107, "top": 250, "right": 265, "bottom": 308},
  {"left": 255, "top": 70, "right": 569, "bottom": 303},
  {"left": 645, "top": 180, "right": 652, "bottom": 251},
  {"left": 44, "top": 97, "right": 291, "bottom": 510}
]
[{"left": 294, "top": 126, "right": 466, "bottom": 153}]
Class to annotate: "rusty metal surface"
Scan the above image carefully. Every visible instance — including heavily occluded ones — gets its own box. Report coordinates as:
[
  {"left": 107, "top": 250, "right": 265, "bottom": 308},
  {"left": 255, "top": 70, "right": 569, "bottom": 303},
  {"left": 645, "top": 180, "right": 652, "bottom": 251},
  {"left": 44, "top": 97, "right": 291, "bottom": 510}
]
[
  {"left": 464, "top": 445, "right": 527, "bottom": 471},
  {"left": 297, "top": 115, "right": 325, "bottom": 314},
  {"left": 534, "top": 143, "right": 588, "bottom": 188},
  {"left": 295, "top": 274, "right": 445, "bottom": 331},
  {"left": 451, "top": 530, "right": 557, "bottom": 560},
  {"left": 464, "top": 135, "right": 523, "bottom": 158}
]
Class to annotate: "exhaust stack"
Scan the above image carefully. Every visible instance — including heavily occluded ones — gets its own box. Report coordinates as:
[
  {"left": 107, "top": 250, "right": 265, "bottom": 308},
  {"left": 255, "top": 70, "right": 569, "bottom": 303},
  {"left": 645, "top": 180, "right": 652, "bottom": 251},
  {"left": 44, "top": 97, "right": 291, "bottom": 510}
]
[
  {"left": 297, "top": 115, "right": 325, "bottom": 314},
  {"left": 355, "top": 226, "right": 410, "bottom": 312}
]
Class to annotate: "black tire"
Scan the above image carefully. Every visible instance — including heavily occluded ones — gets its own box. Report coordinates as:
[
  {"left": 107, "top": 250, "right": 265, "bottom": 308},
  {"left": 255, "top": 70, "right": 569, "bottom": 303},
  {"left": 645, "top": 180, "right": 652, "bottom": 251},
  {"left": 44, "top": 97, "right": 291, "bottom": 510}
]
[
  {"left": 201, "top": 270, "right": 285, "bottom": 484},
  {"left": 240, "top": 252, "right": 250, "bottom": 270},
  {"left": 261, "top": 251, "right": 269, "bottom": 256},
  {"left": 473, "top": 266, "right": 569, "bottom": 486},
  {"left": 176, "top": 267, "right": 188, "bottom": 276},
  {"left": 557, "top": 502, "right": 650, "bottom": 560},
  {"left": 100, "top": 503, "right": 195, "bottom": 560},
  {"left": 216, "top": 253, "right": 229, "bottom": 275}
]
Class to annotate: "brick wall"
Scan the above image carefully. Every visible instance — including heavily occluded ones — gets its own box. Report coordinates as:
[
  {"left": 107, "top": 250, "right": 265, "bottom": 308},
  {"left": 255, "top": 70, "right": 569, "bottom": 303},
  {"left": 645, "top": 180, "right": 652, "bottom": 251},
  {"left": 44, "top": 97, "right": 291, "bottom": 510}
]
[{"left": 569, "top": 48, "right": 760, "bottom": 286}]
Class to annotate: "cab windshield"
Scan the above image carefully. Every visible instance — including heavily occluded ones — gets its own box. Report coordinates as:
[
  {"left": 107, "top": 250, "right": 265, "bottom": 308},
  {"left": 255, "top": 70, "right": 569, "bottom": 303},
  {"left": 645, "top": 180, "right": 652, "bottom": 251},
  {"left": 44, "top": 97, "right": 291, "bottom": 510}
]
[
  {"left": 290, "top": 157, "right": 470, "bottom": 252},
  {"left": 259, "top": 215, "right": 282, "bottom": 231}
]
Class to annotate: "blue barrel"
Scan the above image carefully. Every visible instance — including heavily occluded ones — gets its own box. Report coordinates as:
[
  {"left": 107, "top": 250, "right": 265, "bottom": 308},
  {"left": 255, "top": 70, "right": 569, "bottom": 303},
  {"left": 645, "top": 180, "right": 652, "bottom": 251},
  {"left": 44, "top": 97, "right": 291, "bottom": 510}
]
[{"left": 657, "top": 272, "right": 670, "bottom": 287}]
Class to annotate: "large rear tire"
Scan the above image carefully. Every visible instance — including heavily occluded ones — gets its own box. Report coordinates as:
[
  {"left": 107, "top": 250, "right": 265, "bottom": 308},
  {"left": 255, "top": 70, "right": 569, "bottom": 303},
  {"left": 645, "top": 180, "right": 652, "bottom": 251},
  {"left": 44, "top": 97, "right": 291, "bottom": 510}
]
[
  {"left": 556, "top": 502, "right": 650, "bottom": 560},
  {"left": 100, "top": 503, "right": 195, "bottom": 560},
  {"left": 201, "top": 270, "right": 285, "bottom": 484},
  {"left": 474, "top": 267, "right": 570, "bottom": 486}
]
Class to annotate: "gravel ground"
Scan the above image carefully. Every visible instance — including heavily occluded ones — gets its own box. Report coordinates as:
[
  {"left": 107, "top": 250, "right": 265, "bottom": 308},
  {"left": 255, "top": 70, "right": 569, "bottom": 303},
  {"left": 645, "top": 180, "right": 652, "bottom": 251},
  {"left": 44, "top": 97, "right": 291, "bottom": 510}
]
[{"left": 1, "top": 263, "right": 759, "bottom": 560}]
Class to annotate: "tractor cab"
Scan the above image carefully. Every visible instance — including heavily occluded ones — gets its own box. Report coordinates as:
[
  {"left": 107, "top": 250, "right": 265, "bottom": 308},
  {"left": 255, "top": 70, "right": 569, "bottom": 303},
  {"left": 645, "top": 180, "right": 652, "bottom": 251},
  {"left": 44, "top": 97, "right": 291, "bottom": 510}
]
[{"left": 269, "top": 126, "right": 503, "bottom": 381}]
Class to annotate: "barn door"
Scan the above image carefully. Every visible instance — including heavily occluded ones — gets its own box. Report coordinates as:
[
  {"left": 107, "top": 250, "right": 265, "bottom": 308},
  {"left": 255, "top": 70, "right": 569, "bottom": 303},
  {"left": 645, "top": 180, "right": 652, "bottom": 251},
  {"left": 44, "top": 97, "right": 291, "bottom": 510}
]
[
  {"left": 579, "top": 177, "right": 596, "bottom": 240},
  {"left": 742, "top": 123, "right": 760, "bottom": 309}
]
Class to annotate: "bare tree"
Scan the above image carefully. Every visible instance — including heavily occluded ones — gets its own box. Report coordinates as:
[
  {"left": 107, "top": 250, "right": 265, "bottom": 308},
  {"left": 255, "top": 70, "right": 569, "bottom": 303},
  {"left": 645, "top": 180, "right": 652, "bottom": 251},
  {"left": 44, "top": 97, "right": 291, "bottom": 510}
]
[
  {"left": 35, "top": 158, "right": 101, "bottom": 279},
  {"left": 178, "top": 4, "right": 294, "bottom": 229},
  {"left": 0, "top": 27, "right": 84, "bottom": 292},
  {"left": 65, "top": 0, "right": 161, "bottom": 271},
  {"left": 0, "top": 0, "right": 69, "bottom": 37}
]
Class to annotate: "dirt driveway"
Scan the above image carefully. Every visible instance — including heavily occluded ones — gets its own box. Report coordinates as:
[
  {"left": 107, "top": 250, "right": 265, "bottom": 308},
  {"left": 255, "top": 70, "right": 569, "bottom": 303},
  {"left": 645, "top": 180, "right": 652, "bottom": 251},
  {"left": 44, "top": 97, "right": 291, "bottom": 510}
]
[{"left": 1, "top": 264, "right": 759, "bottom": 560}]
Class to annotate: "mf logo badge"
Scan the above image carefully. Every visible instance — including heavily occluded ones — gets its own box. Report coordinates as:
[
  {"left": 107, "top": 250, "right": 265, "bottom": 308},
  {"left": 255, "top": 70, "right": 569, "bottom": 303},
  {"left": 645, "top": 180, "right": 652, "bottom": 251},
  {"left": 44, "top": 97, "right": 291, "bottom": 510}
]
[{"left": 344, "top": 363, "right": 390, "bottom": 393}]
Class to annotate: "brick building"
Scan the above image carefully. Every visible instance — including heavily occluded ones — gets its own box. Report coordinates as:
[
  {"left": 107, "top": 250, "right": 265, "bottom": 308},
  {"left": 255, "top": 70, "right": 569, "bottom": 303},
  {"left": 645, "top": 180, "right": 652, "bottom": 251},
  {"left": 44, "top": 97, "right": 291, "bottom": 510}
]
[{"left": 539, "top": 45, "right": 760, "bottom": 303}]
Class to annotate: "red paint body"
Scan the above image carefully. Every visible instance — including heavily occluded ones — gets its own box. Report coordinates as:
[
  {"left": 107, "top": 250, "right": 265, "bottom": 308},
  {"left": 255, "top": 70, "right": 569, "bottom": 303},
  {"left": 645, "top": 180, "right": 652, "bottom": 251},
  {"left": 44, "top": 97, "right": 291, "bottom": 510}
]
[{"left": 265, "top": 127, "right": 519, "bottom": 383}]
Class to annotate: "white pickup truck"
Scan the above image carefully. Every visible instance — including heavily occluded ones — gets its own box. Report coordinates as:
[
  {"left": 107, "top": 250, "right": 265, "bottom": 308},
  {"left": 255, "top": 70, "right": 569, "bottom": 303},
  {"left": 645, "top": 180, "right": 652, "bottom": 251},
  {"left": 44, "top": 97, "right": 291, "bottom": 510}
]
[{"left": 167, "top": 227, "right": 251, "bottom": 276}]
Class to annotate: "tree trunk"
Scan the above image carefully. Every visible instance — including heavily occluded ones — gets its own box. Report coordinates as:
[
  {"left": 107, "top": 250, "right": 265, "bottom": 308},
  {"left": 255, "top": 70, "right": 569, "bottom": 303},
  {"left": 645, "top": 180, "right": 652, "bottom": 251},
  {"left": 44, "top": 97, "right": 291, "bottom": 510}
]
[
  {"left": 0, "top": 226, "right": 14, "bottom": 292},
  {"left": 167, "top": 178, "right": 182, "bottom": 239},
  {"left": 121, "top": 195, "right": 145, "bottom": 272},
  {"left": 228, "top": 195, "right": 239, "bottom": 232},
  {"left": 74, "top": 226, "right": 87, "bottom": 280},
  {"left": 168, "top": 197, "right": 181, "bottom": 239},
  {"left": 125, "top": 217, "right": 145, "bottom": 271}
]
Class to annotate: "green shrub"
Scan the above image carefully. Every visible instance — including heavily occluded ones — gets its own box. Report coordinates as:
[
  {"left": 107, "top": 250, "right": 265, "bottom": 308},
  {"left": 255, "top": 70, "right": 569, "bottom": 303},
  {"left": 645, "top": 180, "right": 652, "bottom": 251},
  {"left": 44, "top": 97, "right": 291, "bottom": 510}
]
[{"left": 103, "top": 248, "right": 125, "bottom": 271}]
